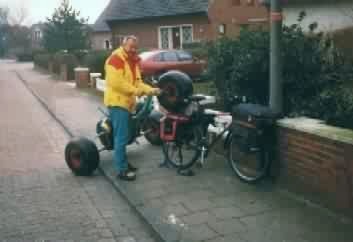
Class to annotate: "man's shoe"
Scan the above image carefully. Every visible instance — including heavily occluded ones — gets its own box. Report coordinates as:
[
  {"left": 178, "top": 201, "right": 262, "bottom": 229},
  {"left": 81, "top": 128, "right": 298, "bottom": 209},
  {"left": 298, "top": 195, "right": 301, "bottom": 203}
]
[
  {"left": 128, "top": 163, "right": 138, "bottom": 172},
  {"left": 117, "top": 171, "right": 136, "bottom": 181}
]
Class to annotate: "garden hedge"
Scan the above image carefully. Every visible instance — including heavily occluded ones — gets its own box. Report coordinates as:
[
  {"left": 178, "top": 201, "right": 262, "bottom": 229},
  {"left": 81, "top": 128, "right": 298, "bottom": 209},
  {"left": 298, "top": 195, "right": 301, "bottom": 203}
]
[{"left": 207, "top": 12, "right": 353, "bottom": 129}]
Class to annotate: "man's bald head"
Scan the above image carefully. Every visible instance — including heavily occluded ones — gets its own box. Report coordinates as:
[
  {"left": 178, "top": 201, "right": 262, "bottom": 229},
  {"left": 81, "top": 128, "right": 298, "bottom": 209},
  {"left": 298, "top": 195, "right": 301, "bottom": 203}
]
[{"left": 122, "top": 36, "right": 138, "bottom": 56}]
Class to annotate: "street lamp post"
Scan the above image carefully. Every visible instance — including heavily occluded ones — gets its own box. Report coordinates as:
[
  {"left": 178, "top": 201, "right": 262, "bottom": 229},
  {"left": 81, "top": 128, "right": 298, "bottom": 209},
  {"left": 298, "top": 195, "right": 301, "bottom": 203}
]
[{"left": 269, "top": 0, "right": 283, "bottom": 113}]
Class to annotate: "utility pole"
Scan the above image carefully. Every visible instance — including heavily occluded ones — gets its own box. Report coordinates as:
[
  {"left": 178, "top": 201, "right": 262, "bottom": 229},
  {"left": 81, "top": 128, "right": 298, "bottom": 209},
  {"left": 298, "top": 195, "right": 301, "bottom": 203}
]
[{"left": 269, "top": 0, "right": 283, "bottom": 113}]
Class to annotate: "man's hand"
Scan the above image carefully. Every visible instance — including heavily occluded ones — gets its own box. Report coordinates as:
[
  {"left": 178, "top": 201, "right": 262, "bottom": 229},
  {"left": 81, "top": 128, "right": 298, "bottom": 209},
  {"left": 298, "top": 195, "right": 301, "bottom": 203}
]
[{"left": 149, "top": 88, "right": 162, "bottom": 96}]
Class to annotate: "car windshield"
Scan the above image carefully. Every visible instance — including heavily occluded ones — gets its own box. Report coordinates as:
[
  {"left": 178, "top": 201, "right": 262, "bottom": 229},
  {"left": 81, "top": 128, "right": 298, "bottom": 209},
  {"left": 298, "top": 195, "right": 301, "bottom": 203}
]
[{"left": 139, "top": 51, "right": 157, "bottom": 61}]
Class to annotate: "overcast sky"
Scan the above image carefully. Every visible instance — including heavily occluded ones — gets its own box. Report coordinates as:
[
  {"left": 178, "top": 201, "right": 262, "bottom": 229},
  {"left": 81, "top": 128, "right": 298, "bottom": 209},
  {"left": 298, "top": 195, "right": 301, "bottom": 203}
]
[{"left": 0, "top": 0, "right": 110, "bottom": 25}]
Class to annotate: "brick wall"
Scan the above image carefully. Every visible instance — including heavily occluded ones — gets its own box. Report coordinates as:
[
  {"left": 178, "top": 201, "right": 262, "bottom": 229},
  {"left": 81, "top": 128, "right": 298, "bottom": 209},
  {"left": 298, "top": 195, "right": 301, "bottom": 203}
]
[
  {"left": 208, "top": 0, "right": 268, "bottom": 39},
  {"left": 274, "top": 124, "right": 353, "bottom": 217}
]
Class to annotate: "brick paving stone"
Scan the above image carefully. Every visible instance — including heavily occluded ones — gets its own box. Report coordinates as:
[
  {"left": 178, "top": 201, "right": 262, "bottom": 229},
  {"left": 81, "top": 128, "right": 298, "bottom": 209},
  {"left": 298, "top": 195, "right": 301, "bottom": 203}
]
[
  {"left": 100, "top": 228, "right": 115, "bottom": 238},
  {"left": 161, "top": 203, "right": 190, "bottom": 217},
  {"left": 181, "top": 199, "right": 214, "bottom": 212},
  {"left": 99, "top": 239, "right": 117, "bottom": 242},
  {"left": 207, "top": 218, "right": 246, "bottom": 235},
  {"left": 205, "top": 234, "right": 246, "bottom": 242},
  {"left": 14, "top": 61, "right": 353, "bottom": 242},
  {"left": 162, "top": 194, "right": 190, "bottom": 205},
  {"left": 143, "top": 198, "right": 165, "bottom": 209},
  {"left": 209, "top": 195, "right": 239, "bottom": 208},
  {"left": 0, "top": 61, "right": 157, "bottom": 242},
  {"left": 183, "top": 224, "right": 218, "bottom": 242},
  {"left": 181, "top": 211, "right": 211, "bottom": 226},
  {"left": 211, "top": 206, "right": 245, "bottom": 219},
  {"left": 96, "top": 220, "right": 108, "bottom": 228}
]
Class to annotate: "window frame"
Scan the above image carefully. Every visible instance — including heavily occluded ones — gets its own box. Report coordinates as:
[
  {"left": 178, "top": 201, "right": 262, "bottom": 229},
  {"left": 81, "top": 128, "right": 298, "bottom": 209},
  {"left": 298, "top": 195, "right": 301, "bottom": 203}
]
[{"left": 158, "top": 24, "right": 194, "bottom": 49}]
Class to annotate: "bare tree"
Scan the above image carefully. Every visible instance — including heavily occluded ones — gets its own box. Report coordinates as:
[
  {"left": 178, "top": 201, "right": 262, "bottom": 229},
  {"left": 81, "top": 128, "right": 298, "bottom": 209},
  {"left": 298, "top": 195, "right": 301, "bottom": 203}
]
[
  {"left": 339, "top": 1, "right": 353, "bottom": 22},
  {"left": 6, "top": 1, "right": 29, "bottom": 26},
  {"left": 0, "top": 6, "right": 9, "bottom": 25}
]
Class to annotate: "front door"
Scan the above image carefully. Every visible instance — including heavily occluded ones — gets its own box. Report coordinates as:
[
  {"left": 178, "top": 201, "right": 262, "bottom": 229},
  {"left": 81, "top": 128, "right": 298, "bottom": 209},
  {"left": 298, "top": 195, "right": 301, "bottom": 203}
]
[{"left": 172, "top": 27, "right": 181, "bottom": 49}]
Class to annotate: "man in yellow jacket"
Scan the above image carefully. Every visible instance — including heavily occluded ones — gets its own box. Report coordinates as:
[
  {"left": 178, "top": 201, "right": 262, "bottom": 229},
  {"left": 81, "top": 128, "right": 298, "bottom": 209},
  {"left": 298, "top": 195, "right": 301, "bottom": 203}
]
[{"left": 104, "top": 36, "right": 160, "bottom": 181}]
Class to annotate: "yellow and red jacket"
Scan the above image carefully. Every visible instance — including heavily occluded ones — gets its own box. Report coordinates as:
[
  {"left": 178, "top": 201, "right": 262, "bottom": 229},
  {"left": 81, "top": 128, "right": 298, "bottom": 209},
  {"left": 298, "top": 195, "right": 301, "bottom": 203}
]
[{"left": 104, "top": 47, "right": 154, "bottom": 112}]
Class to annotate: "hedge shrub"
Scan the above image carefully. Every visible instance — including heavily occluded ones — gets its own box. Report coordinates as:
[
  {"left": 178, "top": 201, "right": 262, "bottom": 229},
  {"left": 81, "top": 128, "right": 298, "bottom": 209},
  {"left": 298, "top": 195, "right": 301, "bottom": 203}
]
[
  {"left": 82, "top": 50, "right": 111, "bottom": 78},
  {"left": 183, "top": 42, "right": 210, "bottom": 60},
  {"left": 207, "top": 12, "right": 353, "bottom": 129},
  {"left": 16, "top": 52, "right": 34, "bottom": 62},
  {"left": 34, "top": 53, "right": 52, "bottom": 69},
  {"left": 72, "top": 49, "right": 89, "bottom": 65},
  {"left": 314, "top": 86, "right": 353, "bottom": 129},
  {"left": 52, "top": 52, "right": 79, "bottom": 80}
]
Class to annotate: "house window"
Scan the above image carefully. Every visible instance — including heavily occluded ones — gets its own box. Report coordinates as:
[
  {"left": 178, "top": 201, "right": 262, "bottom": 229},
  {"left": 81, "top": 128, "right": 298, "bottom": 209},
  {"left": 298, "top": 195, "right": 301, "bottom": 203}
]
[
  {"left": 158, "top": 25, "right": 193, "bottom": 49},
  {"left": 160, "top": 28, "right": 170, "bottom": 49},
  {"left": 104, "top": 40, "right": 111, "bottom": 50},
  {"left": 34, "top": 30, "right": 41, "bottom": 41},
  {"left": 182, "top": 26, "right": 193, "bottom": 44},
  {"left": 218, "top": 24, "right": 226, "bottom": 34}
]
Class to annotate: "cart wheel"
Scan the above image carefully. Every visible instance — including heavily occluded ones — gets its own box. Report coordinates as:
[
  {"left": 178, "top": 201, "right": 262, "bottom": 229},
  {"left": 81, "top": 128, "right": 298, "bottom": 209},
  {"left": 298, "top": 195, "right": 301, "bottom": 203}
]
[{"left": 65, "top": 137, "right": 100, "bottom": 176}]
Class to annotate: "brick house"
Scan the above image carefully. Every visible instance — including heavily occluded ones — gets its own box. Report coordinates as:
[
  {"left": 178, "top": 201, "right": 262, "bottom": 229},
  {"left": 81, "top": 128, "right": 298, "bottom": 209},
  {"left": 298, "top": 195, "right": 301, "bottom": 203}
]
[
  {"left": 92, "top": 0, "right": 353, "bottom": 50},
  {"left": 95, "top": 0, "right": 268, "bottom": 50},
  {"left": 91, "top": 8, "right": 113, "bottom": 50},
  {"left": 30, "top": 23, "right": 45, "bottom": 50}
]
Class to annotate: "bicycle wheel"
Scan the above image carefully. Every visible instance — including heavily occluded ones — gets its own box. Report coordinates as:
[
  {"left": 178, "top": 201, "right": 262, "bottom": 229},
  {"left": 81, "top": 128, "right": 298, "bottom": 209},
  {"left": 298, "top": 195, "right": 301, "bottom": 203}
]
[
  {"left": 162, "top": 126, "right": 202, "bottom": 170},
  {"left": 228, "top": 135, "right": 270, "bottom": 183}
]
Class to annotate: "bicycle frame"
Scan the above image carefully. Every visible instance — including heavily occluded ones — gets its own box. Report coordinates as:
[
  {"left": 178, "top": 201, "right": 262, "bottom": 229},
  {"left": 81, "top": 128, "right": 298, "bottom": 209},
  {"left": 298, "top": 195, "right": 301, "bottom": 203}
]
[
  {"left": 96, "top": 95, "right": 155, "bottom": 150},
  {"left": 198, "top": 110, "right": 233, "bottom": 165}
]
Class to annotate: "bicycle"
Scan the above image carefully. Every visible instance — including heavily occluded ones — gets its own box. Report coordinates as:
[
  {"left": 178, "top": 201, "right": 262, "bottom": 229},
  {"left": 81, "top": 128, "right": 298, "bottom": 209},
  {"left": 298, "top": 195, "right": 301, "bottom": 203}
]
[{"left": 159, "top": 94, "right": 279, "bottom": 183}]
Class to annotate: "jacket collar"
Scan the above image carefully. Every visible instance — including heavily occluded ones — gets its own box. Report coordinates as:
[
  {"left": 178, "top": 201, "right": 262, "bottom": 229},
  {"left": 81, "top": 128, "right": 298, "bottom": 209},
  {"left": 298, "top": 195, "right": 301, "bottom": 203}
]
[{"left": 116, "top": 47, "right": 141, "bottom": 63}]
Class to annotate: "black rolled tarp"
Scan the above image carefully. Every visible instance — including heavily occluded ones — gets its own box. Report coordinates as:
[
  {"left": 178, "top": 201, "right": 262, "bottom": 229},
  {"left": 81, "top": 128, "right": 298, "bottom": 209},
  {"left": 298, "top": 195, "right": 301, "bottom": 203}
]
[{"left": 157, "top": 71, "right": 194, "bottom": 113}]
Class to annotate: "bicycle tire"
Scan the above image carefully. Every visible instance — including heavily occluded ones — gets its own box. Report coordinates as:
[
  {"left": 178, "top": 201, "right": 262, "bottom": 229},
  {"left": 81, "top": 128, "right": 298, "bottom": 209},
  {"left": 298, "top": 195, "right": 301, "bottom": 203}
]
[
  {"left": 162, "top": 126, "right": 202, "bottom": 170},
  {"left": 228, "top": 135, "right": 270, "bottom": 183}
]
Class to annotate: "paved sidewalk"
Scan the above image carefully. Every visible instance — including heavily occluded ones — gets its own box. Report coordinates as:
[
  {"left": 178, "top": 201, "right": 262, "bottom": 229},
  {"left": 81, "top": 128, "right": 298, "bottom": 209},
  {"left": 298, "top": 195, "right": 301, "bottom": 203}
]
[
  {"left": 17, "top": 63, "right": 353, "bottom": 242},
  {"left": 0, "top": 60, "right": 158, "bottom": 242}
]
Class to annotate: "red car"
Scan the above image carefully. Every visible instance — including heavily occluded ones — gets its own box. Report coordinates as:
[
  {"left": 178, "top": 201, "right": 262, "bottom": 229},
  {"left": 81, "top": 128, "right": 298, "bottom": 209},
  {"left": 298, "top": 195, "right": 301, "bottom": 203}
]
[{"left": 139, "top": 50, "right": 206, "bottom": 81}]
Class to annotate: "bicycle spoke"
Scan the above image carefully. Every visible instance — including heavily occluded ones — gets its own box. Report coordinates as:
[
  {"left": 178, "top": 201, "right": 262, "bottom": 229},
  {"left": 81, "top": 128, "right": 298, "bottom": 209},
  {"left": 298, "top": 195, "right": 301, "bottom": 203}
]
[
  {"left": 228, "top": 137, "right": 270, "bottom": 183},
  {"left": 162, "top": 127, "right": 202, "bottom": 170},
  {"left": 178, "top": 147, "right": 183, "bottom": 165}
]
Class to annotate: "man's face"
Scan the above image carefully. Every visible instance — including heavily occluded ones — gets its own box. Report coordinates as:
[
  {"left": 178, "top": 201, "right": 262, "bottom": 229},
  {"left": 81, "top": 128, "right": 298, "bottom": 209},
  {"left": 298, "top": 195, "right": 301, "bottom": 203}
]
[{"left": 124, "top": 39, "right": 138, "bottom": 57}]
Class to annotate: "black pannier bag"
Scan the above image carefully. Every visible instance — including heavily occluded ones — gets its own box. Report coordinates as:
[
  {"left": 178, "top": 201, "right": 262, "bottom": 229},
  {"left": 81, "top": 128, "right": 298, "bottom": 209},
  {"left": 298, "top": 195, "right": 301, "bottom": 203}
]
[
  {"left": 157, "top": 71, "right": 194, "bottom": 114},
  {"left": 231, "top": 103, "right": 280, "bottom": 152}
]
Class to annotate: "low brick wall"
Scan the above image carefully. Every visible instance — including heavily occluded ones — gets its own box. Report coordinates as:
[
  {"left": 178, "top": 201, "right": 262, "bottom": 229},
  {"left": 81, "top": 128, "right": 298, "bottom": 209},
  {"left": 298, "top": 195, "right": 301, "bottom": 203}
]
[{"left": 275, "top": 118, "right": 353, "bottom": 217}]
